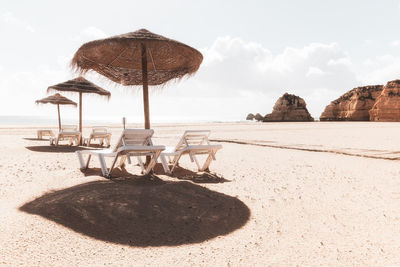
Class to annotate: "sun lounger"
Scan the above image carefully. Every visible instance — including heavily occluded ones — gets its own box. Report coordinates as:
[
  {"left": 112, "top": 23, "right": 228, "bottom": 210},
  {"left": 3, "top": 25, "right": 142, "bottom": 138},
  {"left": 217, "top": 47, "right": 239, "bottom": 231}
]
[
  {"left": 76, "top": 129, "right": 165, "bottom": 178},
  {"left": 50, "top": 125, "right": 81, "bottom": 146},
  {"left": 159, "top": 130, "right": 222, "bottom": 174},
  {"left": 84, "top": 126, "right": 112, "bottom": 147},
  {"left": 37, "top": 129, "right": 54, "bottom": 139}
]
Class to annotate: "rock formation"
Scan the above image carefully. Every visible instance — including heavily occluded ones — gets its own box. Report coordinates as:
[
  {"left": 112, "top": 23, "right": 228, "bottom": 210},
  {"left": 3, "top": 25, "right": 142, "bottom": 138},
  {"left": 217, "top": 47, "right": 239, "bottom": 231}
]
[
  {"left": 254, "top": 113, "right": 264, "bottom": 121},
  {"left": 370, "top": 80, "right": 400, "bottom": 121},
  {"left": 263, "top": 93, "right": 314, "bottom": 122},
  {"left": 246, "top": 113, "right": 255, "bottom": 120},
  {"left": 320, "top": 85, "right": 383, "bottom": 121}
]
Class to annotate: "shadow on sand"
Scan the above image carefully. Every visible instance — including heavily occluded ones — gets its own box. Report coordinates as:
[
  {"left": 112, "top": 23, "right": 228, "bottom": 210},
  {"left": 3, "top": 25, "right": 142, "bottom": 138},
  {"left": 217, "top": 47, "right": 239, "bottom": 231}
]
[
  {"left": 25, "top": 146, "right": 92, "bottom": 153},
  {"left": 23, "top": 138, "right": 49, "bottom": 141},
  {"left": 153, "top": 163, "right": 230, "bottom": 183},
  {"left": 20, "top": 176, "right": 250, "bottom": 247},
  {"left": 80, "top": 163, "right": 229, "bottom": 184}
]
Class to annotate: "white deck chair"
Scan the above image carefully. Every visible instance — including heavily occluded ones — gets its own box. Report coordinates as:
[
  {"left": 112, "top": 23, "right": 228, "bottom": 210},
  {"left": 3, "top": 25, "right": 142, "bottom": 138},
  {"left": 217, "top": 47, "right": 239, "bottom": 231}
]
[
  {"left": 50, "top": 125, "right": 81, "bottom": 146},
  {"left": 84, "top": 126, "right": 112, "bottom": 147},
  {"left": 37, "top": 129, "right": 54, "bottom": 139},
  {"left": 159, "top": 130, "right": 222, "bottom": 174},
  {"left": 76, "top": 129, "right": 165, "bottom": 178}
]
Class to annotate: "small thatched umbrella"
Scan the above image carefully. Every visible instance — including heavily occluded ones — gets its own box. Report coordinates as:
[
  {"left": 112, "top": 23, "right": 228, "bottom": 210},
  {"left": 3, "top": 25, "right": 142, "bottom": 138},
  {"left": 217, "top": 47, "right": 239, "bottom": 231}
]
[
  {"left": 47, "top": 77, "right": 111, "bottom": 141},
  {"left": 35, "top": 93, "right": 77, "bottom": 130},
  {"left": 71, "top": 28, "right": 203, "bottom": 130}
]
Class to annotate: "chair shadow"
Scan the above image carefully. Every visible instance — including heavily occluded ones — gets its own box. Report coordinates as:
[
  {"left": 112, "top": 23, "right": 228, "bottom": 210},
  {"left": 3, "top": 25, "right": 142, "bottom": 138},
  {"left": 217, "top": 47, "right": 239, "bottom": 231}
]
[
  {"left": 20, "top": 177, "right": 250, "bottom": 247},
  {"left": 25, "top": 146, "right": 92, "bottom": 153},
  {"left": 153, "top": 163, "right": 230, "bottom": 183},
  {"left": 81, "top": 164, "right": 229, "bottom": 184},
  {"left": 80, "top": 167, "right": 133, "bottom": 178},
  {"left": 23, "top": 138, "right": 49, "bottom": 141}
]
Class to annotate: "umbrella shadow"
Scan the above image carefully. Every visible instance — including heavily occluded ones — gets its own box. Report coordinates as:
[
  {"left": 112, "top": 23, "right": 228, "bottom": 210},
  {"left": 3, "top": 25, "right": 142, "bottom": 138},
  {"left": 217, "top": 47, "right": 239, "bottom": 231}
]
[
  {"left": 19, "top": 177, "right": 250, "bottom": 247},
  {"left": 23, "top": 138, "right": 49, "bottom": 141},
  {"left": 25, "top": 146, "right": 92, "bottom": 153}
]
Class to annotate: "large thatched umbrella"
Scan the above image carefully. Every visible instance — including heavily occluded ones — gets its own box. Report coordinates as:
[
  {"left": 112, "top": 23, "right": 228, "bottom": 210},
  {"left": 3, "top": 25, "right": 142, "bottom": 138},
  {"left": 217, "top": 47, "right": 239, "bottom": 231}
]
[
  {"left": 71, "top": 28, "right": 203, "bottom": 130},
  {"left": 47, "top": 77, "right": 111, "bottom": 141},
  {"left": 35, "top": 93, "right": 77, "bottom": 130}
]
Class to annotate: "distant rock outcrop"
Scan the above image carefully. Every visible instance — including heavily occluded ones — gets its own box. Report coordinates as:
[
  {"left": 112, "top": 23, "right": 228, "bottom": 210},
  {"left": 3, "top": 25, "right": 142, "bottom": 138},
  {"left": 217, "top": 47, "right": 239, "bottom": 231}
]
[
  {"left": 263, "top": 93, "right": 314, "bottom": 122},
  {"left": 320, "top": 85, "right": 383, "bottom": 121},
  {"left": 254, "top": 113, "right": 264, "bottom": 121},
  {"left": 370, "top": 80, "right": 400, "bottom": 121},
  {"left": 246, "top": 113, "right": 255, "bottom": 120}
]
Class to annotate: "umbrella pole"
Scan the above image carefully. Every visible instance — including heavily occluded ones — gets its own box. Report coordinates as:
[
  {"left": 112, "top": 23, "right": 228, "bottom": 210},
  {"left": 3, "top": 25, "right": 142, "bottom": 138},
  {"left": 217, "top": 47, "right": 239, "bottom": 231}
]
[
  {"left": 79, "top": 92, "right": 82, "bottom": 145},
  {"left": 141, "top": 43, "right": 150, "bottom": 130},
  {"left": 57, "top": 104, "right": 61, "bottom": 130},
  {"left": 141, "top": 43, "right": 151, "bottom": 166}
]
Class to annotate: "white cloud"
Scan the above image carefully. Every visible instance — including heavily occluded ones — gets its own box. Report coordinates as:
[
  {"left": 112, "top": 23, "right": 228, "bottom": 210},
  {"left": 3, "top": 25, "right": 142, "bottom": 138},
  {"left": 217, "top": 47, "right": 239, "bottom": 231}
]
[
  {"left": 5, "top": 35, "right": 400, "bottom": 122},
  {"left": 357, "top": 55, "right": 400, "bottom": 85},
  {"left": 73, "top": 26, "right": 107, "bottom": 41},
  {"left": 390, "top": 40, "right": 400, "bottom": 47},
  {"left": 306, "top": 67, "right": 326, "bottom": 76},
  {"left": 0, "top": 36, "right": 361, "bottom": 121},
  {"left": 1, "top": 12, "right": 35, "bottom": 33},
  {"left": 181, "top": 37, "right": 358, "bottom": 119}
]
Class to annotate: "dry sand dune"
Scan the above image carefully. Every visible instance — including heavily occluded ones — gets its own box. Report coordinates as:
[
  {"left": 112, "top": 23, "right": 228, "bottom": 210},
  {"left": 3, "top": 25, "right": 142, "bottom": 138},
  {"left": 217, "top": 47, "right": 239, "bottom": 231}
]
[{"left": 1, "top": 122, "right": 400, "bottom": 266}]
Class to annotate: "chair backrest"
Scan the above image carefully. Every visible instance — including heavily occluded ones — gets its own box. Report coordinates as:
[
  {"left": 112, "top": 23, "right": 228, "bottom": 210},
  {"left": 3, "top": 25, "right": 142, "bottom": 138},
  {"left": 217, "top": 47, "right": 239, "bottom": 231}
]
[
  {"left": 174, "top": 130, "right": 211, "bottom": 151},
  {"left": 60, "top": 125, "right": 78, "bottom": 132},
  {"left": 92, "top": 126, "right": 108, "bottom": 133},
  {"left": 112, "top": 129, "right": 154, "bottom": 152}
]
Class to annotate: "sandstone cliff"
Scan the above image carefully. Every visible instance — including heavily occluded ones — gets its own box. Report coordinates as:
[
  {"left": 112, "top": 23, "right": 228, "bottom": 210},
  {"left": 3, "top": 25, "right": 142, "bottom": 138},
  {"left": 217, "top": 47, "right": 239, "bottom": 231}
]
[
  {"left": 320, "top": 85, "right": 383, "bottom": 121},
  {"left": 246, "top": 113, "right": 255, "bottom": 120},
  {"left": 263, "top": 93, "right": 314, "bottom": 122},
  {"left": 254, "top": 113, "right": 264, "bottom": 121},
  {"left": 370, "top": 80, "right": 400, "bottom": 121}
]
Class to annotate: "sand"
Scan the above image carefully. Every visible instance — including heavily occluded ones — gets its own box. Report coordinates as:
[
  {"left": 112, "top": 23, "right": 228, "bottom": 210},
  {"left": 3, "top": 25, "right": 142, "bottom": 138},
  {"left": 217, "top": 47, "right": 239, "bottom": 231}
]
[{"left": 1, "top": 121, "right": 400, "bottom": 266}]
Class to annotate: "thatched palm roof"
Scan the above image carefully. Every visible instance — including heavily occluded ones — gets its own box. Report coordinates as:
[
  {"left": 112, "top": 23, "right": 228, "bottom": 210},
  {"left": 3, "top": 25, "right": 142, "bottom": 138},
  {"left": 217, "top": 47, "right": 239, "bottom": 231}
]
[
  {"left": 47, "top": 77, "right": 110, "bottom": 97},
  {"left": 71, "top": 29, "right": 203, "bottom": 86},
  {"left": 35, "top": 93, "right": 77, "bottom": 106}
]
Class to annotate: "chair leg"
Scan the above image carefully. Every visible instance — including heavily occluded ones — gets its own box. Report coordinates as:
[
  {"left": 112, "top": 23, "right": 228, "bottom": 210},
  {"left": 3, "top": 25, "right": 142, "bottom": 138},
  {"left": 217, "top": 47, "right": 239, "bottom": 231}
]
[
  {"left": 191, "top": 153, "right": 201, "bottom": 170},
  {"left": 160, "top": 154, "right": 171, "bottom": 174},
  {"left": 85, "top": 154, "right": 92, "bottom": 170},
  {"left": 98, "top": 154, "right": 108, "bottom": 177},
  {"left": 144, "top": 151, "right": 161, "bottom": 175},
  {"left": 170, "top": 154, "right": 182, "bottom": 173},
  {"left": 108, "top": 154, "right": 119, "bottom": 178},
  {"left": 77, "top": 151, "right": 85, "bottom": 169},
  {"left": 200, "top": 153, "right": 214, "bottom": 172}
]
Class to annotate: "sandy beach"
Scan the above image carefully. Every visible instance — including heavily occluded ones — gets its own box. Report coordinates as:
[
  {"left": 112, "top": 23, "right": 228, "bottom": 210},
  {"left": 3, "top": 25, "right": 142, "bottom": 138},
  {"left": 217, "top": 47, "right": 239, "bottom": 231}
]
[{"left": 0, "top": 121, "right": 399, "bottom": 266}]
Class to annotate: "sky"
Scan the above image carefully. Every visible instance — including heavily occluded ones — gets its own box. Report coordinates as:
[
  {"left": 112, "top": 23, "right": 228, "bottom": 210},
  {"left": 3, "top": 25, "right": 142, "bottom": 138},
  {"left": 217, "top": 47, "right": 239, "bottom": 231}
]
[{"left": 1, "top": 0, "right": 400, "bottom": 123}]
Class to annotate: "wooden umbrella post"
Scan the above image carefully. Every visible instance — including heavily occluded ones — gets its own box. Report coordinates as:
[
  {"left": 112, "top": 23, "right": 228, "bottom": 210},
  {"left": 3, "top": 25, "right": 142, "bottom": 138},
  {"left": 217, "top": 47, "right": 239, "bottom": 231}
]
[
  {"left": 141, "top": 43, "right": 150, "bottom": 130},
  {"left": 141, "top": 43, "right": 151, "bottom": 165},
  {"left": 79, "top": 92, "right": 83, "bottom": 145},
  {"left": 57, "top": 104, "right": 61, "bottom": 130}
]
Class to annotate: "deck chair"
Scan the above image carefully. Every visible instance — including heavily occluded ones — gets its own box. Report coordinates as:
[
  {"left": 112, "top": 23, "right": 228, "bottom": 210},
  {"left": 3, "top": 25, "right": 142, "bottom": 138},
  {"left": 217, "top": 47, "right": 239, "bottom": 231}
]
[
  {"left": 49, "top": 125, "right": 81, "bottom": 146},
  {"left": 37, "top": 129, "right": 54, "bottom": 139},
  {"left": 76, "top": 129, "right": 165, "bottom": 178},
  {"left": 159, "top": 130, "right": 222, "bottom": 174},
  {"left": 84, "top": 126, "right": 112, "bottom": 147}
]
